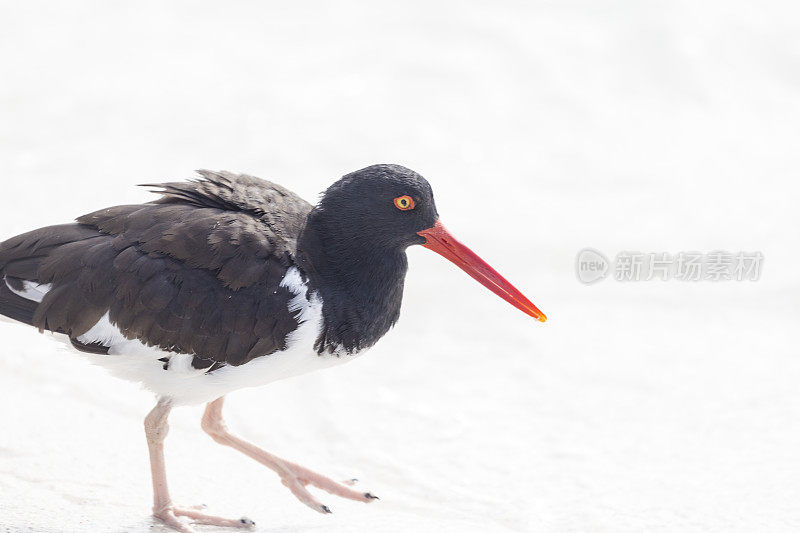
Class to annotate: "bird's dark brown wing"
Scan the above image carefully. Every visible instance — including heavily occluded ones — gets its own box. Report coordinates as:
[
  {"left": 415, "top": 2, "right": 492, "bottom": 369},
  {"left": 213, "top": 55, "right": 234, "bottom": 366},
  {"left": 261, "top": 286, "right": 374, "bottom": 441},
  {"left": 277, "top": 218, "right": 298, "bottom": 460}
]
[{"left": 0, "top": 170, "right": 314, "bottom": 370}]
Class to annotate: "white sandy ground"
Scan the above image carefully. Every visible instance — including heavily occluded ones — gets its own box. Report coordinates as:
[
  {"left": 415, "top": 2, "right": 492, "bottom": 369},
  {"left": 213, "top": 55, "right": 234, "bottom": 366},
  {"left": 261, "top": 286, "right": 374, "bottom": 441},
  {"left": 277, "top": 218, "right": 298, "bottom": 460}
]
[{"left": 1, "top": 1, "right": 800, "bottom": 532}]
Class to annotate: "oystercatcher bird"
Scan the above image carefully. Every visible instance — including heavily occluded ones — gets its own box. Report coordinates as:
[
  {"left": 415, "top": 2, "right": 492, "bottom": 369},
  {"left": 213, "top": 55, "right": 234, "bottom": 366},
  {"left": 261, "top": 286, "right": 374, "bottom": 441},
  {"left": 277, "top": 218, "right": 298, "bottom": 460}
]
[{"left": 0, "top": 164, "right": 545, "bottom": 532}]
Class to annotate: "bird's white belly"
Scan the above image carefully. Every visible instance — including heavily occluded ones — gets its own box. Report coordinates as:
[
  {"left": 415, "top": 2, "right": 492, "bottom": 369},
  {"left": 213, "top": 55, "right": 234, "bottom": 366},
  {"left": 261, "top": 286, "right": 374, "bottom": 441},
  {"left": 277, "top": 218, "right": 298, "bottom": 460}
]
[{"left": 6, "top": 268, "right": 363, "bottom": 406}]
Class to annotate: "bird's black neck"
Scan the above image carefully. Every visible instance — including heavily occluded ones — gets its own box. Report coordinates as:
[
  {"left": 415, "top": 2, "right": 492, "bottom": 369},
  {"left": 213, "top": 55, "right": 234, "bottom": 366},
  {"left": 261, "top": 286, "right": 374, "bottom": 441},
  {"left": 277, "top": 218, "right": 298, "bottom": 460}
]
[{"left": 296, "top": 211, "right": 407, "bottom": 355}]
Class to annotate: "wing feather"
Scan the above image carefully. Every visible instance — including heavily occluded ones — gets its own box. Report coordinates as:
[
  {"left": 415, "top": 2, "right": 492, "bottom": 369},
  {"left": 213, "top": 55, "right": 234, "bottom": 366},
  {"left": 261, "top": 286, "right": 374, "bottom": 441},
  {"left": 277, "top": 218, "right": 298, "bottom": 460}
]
[{"left": 0, "top": 171, "right": 314, "bottom": 369}]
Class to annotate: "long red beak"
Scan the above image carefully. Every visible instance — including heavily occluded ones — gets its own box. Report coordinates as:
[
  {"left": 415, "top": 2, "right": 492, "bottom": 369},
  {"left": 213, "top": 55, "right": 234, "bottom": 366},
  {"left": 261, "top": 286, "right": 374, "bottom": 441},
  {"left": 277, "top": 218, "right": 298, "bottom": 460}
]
[{"left": 417, "top": 220, "right": 547, "bottom": 322}]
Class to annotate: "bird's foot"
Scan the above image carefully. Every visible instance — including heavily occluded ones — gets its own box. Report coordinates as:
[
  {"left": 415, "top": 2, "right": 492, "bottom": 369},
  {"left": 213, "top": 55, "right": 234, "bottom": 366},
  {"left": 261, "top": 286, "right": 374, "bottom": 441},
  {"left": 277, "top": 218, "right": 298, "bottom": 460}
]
[
  {"left": 278, "top": 465, "right": 378, "bottom": 514},
  {"left": 154, "top": 504, "right": 255, "bottom": 532}
]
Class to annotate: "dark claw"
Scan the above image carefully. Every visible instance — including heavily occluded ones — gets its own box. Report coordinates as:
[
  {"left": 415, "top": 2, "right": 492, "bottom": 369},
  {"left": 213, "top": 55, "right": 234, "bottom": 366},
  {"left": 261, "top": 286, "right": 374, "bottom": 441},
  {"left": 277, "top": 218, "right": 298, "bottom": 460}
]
[
  {"left": 321, "top": 505, "right": 332, "bottom": 514},
  {"left": 240, "top": 517, "right": 256, "bottom": 526},
  {"left": 364, "top": 493, "right": 380, "bottom": 500},
  {"left": 350, "top": 478, "right": 359, "bottom": 484}
]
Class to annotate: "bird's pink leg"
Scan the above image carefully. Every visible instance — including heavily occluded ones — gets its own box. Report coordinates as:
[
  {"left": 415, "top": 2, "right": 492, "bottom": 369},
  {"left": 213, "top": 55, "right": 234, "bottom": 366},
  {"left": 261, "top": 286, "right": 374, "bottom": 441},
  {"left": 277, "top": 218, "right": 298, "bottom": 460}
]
[
  {"left": 202, "top": 396, "right": 378, "bottom": 514},
  {"left": 144, "top": 397, "right": 255, "bottom": 532}
]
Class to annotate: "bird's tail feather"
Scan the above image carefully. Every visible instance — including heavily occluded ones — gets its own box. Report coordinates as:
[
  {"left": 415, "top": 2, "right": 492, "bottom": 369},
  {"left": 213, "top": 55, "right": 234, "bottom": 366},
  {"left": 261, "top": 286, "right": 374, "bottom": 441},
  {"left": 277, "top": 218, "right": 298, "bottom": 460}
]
[
  {"left": 0, "top": 277, "right": 37, "bottom": 326},
  {"left": 0, "top": 223, "right": 100, "bottom": 331}
]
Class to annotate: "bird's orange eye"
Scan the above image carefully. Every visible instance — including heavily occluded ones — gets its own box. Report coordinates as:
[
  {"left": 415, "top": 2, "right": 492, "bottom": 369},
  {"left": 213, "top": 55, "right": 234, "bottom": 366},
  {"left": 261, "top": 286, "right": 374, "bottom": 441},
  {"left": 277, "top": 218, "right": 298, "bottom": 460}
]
[{"left": 393, "top": 195, "right": 415, "bottom": 211}]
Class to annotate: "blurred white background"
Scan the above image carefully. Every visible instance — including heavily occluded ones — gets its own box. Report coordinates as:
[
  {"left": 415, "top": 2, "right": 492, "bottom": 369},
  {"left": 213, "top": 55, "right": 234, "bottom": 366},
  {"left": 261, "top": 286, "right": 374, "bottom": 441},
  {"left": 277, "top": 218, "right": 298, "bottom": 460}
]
[{"left": 1, "top": 1, "right": 799, "bottom": 532}]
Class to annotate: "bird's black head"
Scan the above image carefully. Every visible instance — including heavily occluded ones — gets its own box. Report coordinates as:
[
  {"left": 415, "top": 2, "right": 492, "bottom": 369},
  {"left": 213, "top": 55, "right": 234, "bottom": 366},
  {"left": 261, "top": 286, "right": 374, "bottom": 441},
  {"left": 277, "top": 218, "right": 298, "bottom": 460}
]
[
  {"left": 314, "top": 164, "right": 439, "bottom": 251},
  {"left": 298, "top": 163, "right": 545, "bottom": 355},
  {"left": 297, "top": 164, "right": 439, "bottom": 354}
]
